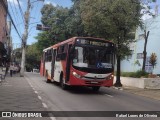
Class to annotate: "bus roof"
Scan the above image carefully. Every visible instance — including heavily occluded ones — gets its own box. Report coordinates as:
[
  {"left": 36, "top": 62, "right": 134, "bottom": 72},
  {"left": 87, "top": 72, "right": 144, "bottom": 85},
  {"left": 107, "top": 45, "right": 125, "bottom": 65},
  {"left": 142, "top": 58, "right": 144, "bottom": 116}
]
[{"left": 43, "top": 37, "right": 113, "bottom": 52}]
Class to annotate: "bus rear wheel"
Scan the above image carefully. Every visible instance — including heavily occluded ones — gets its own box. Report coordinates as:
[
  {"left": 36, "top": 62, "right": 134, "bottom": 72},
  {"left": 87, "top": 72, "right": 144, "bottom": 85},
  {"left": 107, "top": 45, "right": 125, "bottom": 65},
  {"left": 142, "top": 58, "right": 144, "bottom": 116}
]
[{"left": 92, "top": 86, "right": 100, "bottom": 91}]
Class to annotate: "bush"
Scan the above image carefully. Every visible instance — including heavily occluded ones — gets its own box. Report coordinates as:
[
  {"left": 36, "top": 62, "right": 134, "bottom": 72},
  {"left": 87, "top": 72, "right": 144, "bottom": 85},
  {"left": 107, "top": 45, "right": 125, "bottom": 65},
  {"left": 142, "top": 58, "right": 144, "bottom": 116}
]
[{"left": 121, "top": 70, "right": 149, "bottom": 78}]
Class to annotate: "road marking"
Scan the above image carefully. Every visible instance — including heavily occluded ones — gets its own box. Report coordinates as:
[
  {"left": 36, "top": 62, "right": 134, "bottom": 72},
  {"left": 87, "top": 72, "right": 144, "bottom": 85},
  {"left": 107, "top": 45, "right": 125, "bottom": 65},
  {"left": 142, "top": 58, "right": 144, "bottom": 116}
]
[
  {"left": 50, "top": 117, "right": 57, "bottom": 120},
  {"left": 29, "top": 84, "right": 33, "bottom": 88},
  {"left": 2, "top": 84, "right": 12, "bottom": 87},
  {"left": 42, "top": 103, "right": 48, "bottom": 108},
  {"left": 104, "top": 94, "right": 113, "bottom": 97},
  {"left": 34, "top": 91, "right": 38, "bottom": 94},
  {"left": 113, "top": 87, "right": 123, "bottom": 90},
  {"left": 38, "top": 96, "right": 42, "bottom": 100}
]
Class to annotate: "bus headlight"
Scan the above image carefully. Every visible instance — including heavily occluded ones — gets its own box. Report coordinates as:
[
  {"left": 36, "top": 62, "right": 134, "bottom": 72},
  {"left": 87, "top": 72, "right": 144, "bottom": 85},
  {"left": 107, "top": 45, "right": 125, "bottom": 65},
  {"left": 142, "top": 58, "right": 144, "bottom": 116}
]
[
  {"left": 106, "top": 74, "right": 114, "bottom": 80},
  {"left": 72, "top": 72, "right": 81, "bottom": 78}
]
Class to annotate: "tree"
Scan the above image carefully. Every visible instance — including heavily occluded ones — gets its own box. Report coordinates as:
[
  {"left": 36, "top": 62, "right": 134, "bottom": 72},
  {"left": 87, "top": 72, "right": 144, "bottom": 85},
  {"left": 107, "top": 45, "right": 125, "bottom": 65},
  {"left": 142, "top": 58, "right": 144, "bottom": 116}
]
[
  {"left": 26, "top": 43, "right": 41, "bottom": 71},
  {"left": 35, "top": 31, "right": 56, "bottom": 53},
  {"left": 65, "top": 0, "right": 87, "bottom": 37},
  {"left": 80, "top": 0, "right": 142, "bottom": 87},
  {"left": 36, "top": 4, "right": 72, "bottom": 52},
  {"left": 41, "top": 4, "right": 71, "bottom": 40},
  {"left": 149, "top": 53, "right": 157, "bottom": 72}
]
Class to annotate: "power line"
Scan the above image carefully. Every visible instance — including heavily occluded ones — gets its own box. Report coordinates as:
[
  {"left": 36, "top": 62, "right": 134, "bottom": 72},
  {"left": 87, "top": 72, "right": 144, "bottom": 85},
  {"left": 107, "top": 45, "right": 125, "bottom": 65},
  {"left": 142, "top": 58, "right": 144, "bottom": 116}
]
[
  {"left": 16, "top": 0, "right": 25, "bottom": 24},
  {"left": 29, "top": 1, "right": 45, "bottom": 34},
  {"left": 8, "top": 1, "right": 22, "bottom": 35},
  {"left": 13, "top": 0, "right": 24, "bottom": 33},
  {"left": 1, "top": 0, "right": 23, "bottom": 41}
]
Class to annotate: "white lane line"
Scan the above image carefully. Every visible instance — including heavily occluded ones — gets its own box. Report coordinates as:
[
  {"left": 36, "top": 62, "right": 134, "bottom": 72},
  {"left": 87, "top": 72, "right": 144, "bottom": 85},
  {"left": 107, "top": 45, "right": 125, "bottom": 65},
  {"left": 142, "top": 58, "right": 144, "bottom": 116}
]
[
  {"left": 42, "top": 103, "right": 48, "bottom": 108},
  {"left": 34, "top": 91, "right": 38, "bottom": 94},
  {"left": 38, "top": 96, "right": 42, "bottom": 100},
  {"left": 30, "top": 84, "right": 33, "bottom": 88},
  {"left": 50, "top": 117, "right": 57, "bottom": 120},
  {"left": 25, "top": 76, "right": 56, "bottom": 120},
  {"left": 113, "top": 87, "right": 123, "bottom": 90},
  {"left": 104, "top": 94, "right": 113, "bottom": 97}
]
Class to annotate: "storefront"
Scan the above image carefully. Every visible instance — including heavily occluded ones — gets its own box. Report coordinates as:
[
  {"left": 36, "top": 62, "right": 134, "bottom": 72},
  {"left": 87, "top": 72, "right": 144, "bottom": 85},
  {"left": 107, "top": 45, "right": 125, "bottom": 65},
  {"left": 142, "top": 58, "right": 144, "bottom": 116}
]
[{"left": 0, "top": 41, "right": 7, "bottom": 66}]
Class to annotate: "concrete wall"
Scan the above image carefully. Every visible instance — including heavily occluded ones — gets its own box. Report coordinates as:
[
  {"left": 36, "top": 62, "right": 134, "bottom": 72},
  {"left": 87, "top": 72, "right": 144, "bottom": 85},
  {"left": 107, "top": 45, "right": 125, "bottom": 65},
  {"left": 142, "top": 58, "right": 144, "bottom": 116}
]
[{"left": 114, "top": 77, "right": 160, "bottom": 89}]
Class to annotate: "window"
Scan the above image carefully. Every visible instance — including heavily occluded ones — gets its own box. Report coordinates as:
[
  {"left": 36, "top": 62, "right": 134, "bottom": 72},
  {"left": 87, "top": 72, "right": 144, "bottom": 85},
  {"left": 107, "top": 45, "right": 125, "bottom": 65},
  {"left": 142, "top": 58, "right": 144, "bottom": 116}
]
[
  {"left": 45, "top": 49, "right": 52, "bottom": 62},
  {"left": 72, "top": 46, "right": 113, "bottom": 69},
  {"left": 47, "top": 50, "right": 52, "bottom": 62},
  {"left": 137, "top": 53, "right": 143, "bottom": 59},
  {"left": 56, "top": 44, "right": 68, "bottom": 61},
  {"left": 138, "top": 34, "right": 144, "bottom": 40}
]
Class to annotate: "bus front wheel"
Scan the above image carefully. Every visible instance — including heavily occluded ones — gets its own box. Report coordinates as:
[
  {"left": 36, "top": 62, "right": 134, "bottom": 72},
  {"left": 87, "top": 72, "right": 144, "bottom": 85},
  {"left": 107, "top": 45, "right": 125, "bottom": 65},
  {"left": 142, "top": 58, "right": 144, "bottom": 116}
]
[{"left": 92, "top": 86, "right": 100, "bottom": 91}]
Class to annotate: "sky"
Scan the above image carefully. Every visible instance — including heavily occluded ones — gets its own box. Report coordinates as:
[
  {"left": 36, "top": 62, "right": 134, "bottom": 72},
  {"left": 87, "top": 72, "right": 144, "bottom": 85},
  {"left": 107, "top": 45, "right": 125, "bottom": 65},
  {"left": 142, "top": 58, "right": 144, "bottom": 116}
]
[{"left": 7, "top": 0, "right": 73, "bottom": 49}]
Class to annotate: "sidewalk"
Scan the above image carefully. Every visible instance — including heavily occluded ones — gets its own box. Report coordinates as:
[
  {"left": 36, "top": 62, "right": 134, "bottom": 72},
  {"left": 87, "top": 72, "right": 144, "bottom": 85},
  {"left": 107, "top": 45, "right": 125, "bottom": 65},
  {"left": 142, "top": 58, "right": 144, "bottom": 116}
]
[
  {"left": 0, "top": 74, "right": 50, "bottom": 120},
  {"left": 122, "top": 86, "right": 160, "bottom": 101},
  {"left": 114, "top": 77, "right": 160, "bottom": 101}
]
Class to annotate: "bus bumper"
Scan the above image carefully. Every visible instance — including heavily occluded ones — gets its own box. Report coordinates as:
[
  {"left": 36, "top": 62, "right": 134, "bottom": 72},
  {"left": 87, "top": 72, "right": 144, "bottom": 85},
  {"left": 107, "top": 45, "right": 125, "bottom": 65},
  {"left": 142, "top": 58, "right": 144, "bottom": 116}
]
[{"left": 68, "top": 76, "right": 113, "bottom": 87}]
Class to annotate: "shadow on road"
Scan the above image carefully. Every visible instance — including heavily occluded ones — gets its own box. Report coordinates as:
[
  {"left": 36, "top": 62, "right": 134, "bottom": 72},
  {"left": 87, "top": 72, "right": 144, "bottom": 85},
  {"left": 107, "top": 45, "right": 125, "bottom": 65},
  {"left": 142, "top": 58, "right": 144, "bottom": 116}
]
[{"left": 46, "top": 80, "right": 116, "bottom": 96}]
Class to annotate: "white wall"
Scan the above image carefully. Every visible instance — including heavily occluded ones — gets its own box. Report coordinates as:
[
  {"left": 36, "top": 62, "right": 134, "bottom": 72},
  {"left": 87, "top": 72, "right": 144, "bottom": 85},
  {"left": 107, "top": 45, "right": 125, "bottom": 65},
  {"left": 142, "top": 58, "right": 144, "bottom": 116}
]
[{"left": 121, "top": 15, "right": 160, "bottom": 74}]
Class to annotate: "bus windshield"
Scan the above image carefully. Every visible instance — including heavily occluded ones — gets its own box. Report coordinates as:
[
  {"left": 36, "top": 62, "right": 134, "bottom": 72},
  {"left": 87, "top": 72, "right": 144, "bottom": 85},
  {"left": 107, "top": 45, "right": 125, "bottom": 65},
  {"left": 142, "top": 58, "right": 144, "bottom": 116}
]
[{"left": 72, "top": 46, "right": 114, "bottom": 70}]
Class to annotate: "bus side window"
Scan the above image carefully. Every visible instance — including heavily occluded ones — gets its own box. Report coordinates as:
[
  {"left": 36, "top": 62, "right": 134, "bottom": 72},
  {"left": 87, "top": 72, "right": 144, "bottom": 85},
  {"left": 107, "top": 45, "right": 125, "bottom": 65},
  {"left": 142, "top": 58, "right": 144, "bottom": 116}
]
[
  {"left": 48, "top": 50, "right": 52, "bottom": 62},
  {"left": 56, "top": 48, "right": 60, "bottom": 61},
  {"left": 56, "top": 45, "right": 67, "bottom": 61},
  {"left": 45, "top": 51, "right": 47, "bottom": 61},
  {"left": 61, "top": 44, "right": 67, "bottom": 60}
]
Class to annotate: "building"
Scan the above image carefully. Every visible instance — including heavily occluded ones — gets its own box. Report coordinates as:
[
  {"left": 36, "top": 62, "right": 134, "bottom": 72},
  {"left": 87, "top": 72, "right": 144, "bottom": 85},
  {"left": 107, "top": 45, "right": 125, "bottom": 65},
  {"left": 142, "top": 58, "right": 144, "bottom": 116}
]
[
  {"left": 0, "top": 0, "right": 9, "bottom": 66},
  {"left": 121, "top": 15, "right": 160, "bottom": 74}
]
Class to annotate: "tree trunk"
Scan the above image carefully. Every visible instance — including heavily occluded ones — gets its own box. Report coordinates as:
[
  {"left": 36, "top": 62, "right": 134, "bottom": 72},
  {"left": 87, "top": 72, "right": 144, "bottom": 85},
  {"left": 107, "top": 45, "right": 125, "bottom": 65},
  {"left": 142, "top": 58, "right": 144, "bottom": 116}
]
[
  {"left": 20, "top": 45, "right": 26, "bottom": 77},
  {"left": 142, "top": 30, "right": 150, "bottom": 71},
  {"left": 114, "top": 55, "right": 122, "bottom": 87}
]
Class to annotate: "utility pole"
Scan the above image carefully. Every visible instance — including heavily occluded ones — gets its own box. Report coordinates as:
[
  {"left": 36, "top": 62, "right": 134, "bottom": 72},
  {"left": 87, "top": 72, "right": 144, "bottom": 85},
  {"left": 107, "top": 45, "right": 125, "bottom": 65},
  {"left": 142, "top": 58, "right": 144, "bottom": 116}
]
[
  {"left": 20, "top": 0, "right": 44, "bottom": 77},
  {"left": 20, "top": 0, "right": 31, "bottom": 77}
]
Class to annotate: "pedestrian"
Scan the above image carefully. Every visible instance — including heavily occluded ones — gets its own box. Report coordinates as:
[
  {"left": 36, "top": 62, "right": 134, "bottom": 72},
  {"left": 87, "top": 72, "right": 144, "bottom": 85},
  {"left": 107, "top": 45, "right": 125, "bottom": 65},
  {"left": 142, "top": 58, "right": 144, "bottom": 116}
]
[{"left": 10, "top": 64, "right": 14, "bottom": 77}]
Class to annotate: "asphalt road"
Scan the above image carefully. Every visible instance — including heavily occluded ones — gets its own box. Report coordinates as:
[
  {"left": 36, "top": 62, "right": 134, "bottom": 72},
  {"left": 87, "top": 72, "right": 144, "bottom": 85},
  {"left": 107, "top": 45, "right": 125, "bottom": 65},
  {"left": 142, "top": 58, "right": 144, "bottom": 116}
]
[{"left": 25, "top": 72, "right": 160, "bottom": 120}]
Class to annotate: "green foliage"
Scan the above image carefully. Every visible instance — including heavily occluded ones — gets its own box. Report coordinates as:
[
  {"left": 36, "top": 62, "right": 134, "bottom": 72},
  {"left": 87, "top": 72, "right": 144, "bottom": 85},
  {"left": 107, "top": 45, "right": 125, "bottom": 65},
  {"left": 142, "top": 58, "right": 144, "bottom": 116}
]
[
  {"left": 26, "top": 43, "right": 41, "bottom": 71},
  {"left": 79, "top": 0, "right": 142, "bottom": 85},
  {"left": 121, "top": 70, "right": 149, "bottom": 78},
  {"left": 80, "top": 0, "right": 142, "bottom": 58},
  {"left": 35, "top": 32, "right": 56, "bottom": 53},
  {"left": 37, "top": 0, "right": 142, "bottom": 59},
  {"left": 40, "top": 4, "right": 73, "bottom": 40},
  {"left": 36, "top": 2, "right": 88, "bottom": 54}
]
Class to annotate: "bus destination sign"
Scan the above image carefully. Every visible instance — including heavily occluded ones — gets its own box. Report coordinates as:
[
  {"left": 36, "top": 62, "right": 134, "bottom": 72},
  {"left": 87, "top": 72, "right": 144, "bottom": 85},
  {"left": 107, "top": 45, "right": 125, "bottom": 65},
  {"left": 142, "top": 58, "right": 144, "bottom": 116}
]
[{"left": 76, "top": 39, "right": 111, "bottom": 47}]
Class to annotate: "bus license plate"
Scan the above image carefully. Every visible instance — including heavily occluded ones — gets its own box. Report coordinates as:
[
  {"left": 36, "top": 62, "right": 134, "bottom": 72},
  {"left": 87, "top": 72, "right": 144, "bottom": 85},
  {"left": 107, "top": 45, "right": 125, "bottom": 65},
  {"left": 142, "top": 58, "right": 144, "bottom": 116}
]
[{"left": 91, "top": 81, "right": 98, "bottom": 84}]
